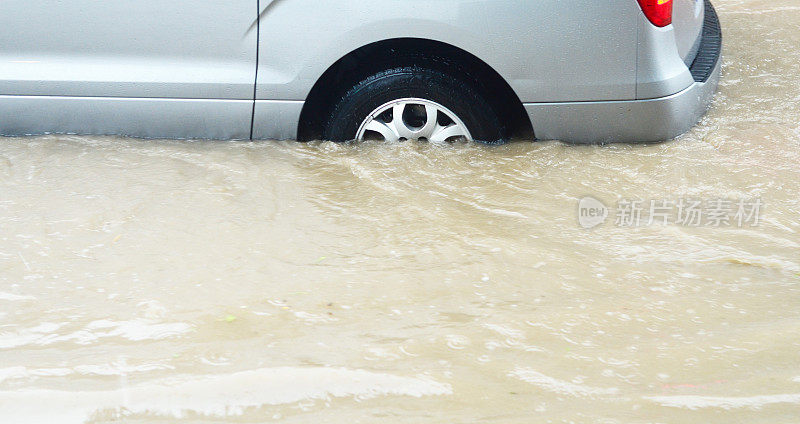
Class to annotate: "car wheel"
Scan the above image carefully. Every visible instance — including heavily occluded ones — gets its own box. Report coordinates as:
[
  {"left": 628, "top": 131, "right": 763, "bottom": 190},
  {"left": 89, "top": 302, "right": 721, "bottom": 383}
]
[{"left": 323, "top": 65, "right": 506, "bottom": 144}]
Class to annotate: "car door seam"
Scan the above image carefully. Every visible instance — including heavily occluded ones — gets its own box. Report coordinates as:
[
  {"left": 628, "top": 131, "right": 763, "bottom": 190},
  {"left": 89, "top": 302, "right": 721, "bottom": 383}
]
[{"left": 249, "top": 0, "right": 261, "bottom": 140}]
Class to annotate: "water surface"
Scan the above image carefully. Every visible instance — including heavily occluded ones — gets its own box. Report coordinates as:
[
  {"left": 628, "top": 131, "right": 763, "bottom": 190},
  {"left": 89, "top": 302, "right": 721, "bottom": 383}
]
[{"left": 1, "top": 1, "right": 799, "bottom": 422}]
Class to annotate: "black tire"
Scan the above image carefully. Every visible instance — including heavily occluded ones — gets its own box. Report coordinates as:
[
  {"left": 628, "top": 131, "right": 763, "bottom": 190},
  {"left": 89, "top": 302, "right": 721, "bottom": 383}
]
[{"left": 323, "top": 65, "right": 506, "bottom": 144}]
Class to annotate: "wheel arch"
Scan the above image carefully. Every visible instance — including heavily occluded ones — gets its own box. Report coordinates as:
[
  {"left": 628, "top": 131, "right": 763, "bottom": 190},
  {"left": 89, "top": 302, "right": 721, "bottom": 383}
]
[{"left": 297, "top": 38, "right": 534, "bottom": 141}]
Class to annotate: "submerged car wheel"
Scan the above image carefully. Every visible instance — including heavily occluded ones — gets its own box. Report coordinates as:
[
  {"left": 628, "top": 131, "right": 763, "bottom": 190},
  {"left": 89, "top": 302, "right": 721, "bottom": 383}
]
[{"left": 323, "top": 66, "right": 506, "bottom": 144}]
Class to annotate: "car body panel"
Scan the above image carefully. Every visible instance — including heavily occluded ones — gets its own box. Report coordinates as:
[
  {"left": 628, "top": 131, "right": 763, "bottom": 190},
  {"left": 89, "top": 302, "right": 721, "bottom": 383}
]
[
  {"left": 673, "top": 0, "right": 706, "bottom": 63},
  {"left": 527, "top": 0, "right": 722, "bottom": 143},
  {"left": 635, "top": 12, "right": 697, "bottom": 100},
  {"left": 525, "top": 55, "right": 720, "bottom": 143},
  {"left": 254, "top": 0, "right": 639, "bottom": 103},
  {"left": 0, "top": 0, "right": 257, "bottom": 100}
]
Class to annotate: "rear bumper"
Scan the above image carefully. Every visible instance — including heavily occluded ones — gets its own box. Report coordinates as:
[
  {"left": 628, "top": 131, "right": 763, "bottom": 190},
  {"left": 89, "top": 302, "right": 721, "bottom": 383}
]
[{"left": 524, "top": 0, "right": 722, "bottom": 144}]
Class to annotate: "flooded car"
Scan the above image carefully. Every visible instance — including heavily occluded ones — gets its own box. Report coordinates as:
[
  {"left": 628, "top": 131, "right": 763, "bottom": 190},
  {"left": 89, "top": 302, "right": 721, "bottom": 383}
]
[{"left": 1, "top": 0, "right": 719, "bottom": 143}]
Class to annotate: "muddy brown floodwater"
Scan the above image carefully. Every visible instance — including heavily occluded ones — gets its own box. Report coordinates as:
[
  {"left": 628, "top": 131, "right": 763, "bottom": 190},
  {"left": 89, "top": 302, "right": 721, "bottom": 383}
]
[{"left": 1, "top": 1, "right": 799, "bottom": 423}]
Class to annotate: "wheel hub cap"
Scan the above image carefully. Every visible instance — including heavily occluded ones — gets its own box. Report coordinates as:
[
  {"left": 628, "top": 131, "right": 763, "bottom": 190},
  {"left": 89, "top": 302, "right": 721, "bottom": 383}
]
[{"left": 356, "top": 98, "right": 473, "bottom": 143}]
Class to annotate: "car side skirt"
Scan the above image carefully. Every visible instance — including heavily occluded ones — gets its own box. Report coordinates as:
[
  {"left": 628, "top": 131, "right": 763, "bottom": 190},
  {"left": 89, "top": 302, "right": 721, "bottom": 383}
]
[
  {"left": 252, "top": 100, "right": 304, "bottom": 141},
  {"left": 0, "top": 96, "right": 252, "bottom": 140}
]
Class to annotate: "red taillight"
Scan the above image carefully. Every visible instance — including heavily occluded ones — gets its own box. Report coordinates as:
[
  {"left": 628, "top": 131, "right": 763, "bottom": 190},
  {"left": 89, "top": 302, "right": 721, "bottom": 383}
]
[{"left": 637, "top": 0, "right": 673, "bottom": 27}]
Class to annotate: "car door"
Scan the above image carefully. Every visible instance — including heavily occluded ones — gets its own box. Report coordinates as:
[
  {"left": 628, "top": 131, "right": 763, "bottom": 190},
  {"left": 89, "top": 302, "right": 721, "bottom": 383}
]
[{"left": 0, "top": 0, "right": 258, "bottom": 139}]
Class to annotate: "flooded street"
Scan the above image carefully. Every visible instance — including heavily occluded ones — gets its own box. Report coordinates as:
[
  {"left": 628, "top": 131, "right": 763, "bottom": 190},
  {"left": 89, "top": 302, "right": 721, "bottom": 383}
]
[{"left": 1, "top": 0, "right": 799, "bottom": 422}]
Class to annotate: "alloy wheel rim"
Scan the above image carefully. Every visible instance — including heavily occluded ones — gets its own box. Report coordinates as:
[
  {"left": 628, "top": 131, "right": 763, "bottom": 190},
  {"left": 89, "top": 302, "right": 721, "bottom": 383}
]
[{"left": 355, "top": 98, "right": 473, "bottom": 143}]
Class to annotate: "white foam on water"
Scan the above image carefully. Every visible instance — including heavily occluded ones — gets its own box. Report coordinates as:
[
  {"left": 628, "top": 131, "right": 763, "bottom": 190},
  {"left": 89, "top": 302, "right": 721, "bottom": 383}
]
[
  {"left": 0, "top": 367, "right": 451, "bottom": 423},
  {"left": 0, "top": 363, "right": 173, "bottom": 383},
  {"left": 510, "top": 367, "right": 619, "bottom": 397},
  {"left": 0, "top": 320, "right": 192, "bottom": 349},
  {"left": 0, "top": 292, "right": 35, "bottom": 301},
  {"left": 0, "top": 366, "right": 74, "bottom": 383},
  {"left": 645, "top": 393, "right": 800, "bottom": 410}
]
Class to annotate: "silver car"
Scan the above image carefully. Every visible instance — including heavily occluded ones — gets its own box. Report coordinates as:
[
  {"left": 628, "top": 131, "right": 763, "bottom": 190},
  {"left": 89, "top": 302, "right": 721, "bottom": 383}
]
[{"left": 0, "top": 0, "right": 721, "bottom": 144}]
